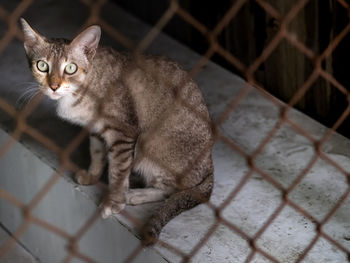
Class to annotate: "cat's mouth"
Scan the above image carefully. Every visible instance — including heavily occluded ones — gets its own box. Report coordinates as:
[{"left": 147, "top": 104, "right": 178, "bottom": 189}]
[{"left": 45, "top": 90, "right": 62, "bottom": 100}]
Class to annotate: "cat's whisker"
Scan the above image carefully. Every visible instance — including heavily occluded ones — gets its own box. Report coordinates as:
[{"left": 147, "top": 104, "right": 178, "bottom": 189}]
[
  {"left": 16, "top": 85, "right": 38, "bottom": 98},
  {"left": 13, "top": 81, "right": 38, "bottom": 88},
  {"left": 16, "top": 87, "right": 42, "bottom": 109},
  {"left": 22, "top": 90, "right": 42, "bottom": 109},
  {"left": 16, "top": 87, "right": 38, "bottom": 107},
  {"left": 20, "top": 86, "right": 38, "bottom": 94},
  {"left": 15, "top": 83, "right": 41, "bottom": 93},
  {"left": 17, "top": 85, "right": 38, "bottom": 94}
]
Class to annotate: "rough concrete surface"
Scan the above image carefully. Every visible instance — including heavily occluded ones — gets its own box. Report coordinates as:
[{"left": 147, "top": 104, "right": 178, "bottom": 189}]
[{"left": 0, "top": 0, "right": 350, "bottom": 262}]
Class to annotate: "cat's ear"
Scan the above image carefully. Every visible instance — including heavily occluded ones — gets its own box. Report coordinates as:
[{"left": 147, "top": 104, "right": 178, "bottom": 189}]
[
  {"left": 70, "top": 25, "right": 101, "bottom": 61},
  {"left": 20, "top": 18, "right": 46, "bottom": 54}
]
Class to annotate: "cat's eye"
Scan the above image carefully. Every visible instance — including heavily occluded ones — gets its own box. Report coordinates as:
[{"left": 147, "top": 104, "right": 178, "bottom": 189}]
[
  {"left": 65, "top": 63, "right": 78, "bottom": 75},
  {"left": 37, "top": 60, "right": 49, "bottom": 72}
]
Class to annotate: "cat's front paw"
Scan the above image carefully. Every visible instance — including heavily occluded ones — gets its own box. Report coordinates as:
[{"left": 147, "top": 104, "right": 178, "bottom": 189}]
[
  {"left": 100, "top": 199, "right": 126, "bottom": 219},
  {"left": 75, "top": 170, "right": 98, "bottom": 185}
]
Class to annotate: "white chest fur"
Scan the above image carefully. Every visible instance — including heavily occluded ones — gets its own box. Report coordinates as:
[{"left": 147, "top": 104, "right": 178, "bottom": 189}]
[{"left": 57, "top": 95, "right": 95, "bottom": 127}]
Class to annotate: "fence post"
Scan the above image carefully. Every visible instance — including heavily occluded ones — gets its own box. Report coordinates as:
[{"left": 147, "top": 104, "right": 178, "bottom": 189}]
[{"left": 263, "top": 0, "right": 333, "bottom": 120}]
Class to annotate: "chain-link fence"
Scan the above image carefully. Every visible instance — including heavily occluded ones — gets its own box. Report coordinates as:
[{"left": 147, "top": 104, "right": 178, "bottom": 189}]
[{"left": 1, "top": 0, "right": 350, "bottom": 262}]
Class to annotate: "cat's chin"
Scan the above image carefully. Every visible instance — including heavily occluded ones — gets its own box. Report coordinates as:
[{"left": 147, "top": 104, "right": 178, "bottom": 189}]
[{"left": 47, "top": 93, "right": 62, "bottom": 100}]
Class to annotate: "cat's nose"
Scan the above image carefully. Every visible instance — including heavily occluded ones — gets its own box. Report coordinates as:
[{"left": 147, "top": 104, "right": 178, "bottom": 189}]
[{"left": 50, "top": 83, "right": 60, "bottom": 91}]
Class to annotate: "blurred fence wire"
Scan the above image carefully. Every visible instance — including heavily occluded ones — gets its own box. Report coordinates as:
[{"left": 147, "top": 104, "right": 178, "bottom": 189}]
[{"left": 1, "top": 0, "right": 350, "bottom": 262}]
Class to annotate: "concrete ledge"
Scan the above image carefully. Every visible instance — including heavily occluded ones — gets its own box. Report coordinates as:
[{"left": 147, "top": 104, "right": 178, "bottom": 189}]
[
  {"left": 0, "top": 128, "right": 166, "bottom": 263},
  {"left": 0, "top": 224, "right": 38, "bottom": 263},
  {"left": 1, "top": 0, "right": 350, "bottom": 262}
]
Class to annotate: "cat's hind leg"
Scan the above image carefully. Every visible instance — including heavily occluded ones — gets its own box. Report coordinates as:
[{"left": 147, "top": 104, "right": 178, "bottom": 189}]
[
  {"left": 76, "top": 134, "right": 106, "bottom": 185},
  {"left": 125, "top": 188, "right": 170, "bottom": 205}
]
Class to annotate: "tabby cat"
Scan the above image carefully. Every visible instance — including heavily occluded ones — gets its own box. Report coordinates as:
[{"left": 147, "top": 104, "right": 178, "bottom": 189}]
[{"left": 20, "top": 18, "right": 214, "bottom": 245}]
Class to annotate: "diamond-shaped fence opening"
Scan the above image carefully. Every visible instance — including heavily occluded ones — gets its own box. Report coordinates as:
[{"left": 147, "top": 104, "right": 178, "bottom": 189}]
[{"left": 0, "top": 0, "right": 350, "bottom": 262}]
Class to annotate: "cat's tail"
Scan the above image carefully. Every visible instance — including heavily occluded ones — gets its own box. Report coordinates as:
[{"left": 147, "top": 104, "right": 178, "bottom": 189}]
[{"left": 141, "top": 172, "right": 214, "bottom": 245}]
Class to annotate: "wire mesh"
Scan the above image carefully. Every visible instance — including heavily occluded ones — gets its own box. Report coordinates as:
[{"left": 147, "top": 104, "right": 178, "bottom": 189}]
[{"left": 0, "top": 0, "right": 350, "bottom": 262}]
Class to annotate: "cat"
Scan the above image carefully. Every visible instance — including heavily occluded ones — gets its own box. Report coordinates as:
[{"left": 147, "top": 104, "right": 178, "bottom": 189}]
[{"left": 20, "top": 18, "right": 214, "bottom": 245}]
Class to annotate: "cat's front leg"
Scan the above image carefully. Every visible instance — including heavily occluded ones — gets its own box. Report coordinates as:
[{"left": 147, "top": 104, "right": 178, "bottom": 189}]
[
  {"left": 76, "top": 134, "right": 106, "bottom": 185},
  {"left": 100, "top": 130, "right": 135, "bottom": 218}
]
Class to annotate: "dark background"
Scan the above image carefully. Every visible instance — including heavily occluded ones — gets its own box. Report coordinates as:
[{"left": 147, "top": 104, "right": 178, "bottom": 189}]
[{"left": 113, "top": 0, "right": 350, "bottom": 138}]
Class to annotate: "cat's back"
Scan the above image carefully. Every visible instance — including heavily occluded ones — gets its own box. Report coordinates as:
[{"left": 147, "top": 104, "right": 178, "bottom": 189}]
[
  {"left": 120, "top": 54, "right": 211, "bottom": 128},
  {"left": 93, "top": 47, "right": 203, "bottom": 108},
  {"left": 92, "top": 47, "right": 126, "bottom": 82},
  {"left": 93, "top": 47, "right": 211, "bottom": 134}
]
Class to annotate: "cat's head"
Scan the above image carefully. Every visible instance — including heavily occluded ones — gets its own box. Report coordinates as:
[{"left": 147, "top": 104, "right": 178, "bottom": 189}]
[{"left": 20, "top": 19, "right": 101, "bottom": 100}]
